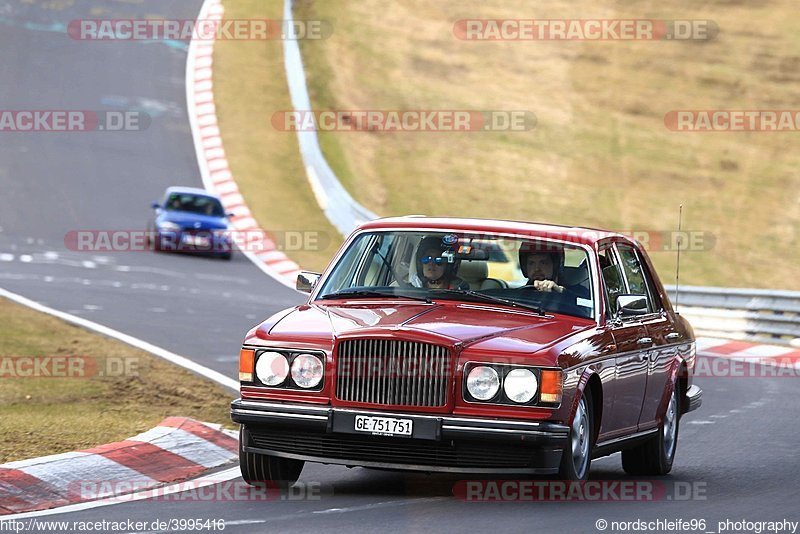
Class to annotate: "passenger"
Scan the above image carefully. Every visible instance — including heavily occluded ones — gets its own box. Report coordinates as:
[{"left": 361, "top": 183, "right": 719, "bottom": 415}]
[{"left": 411, "top": 236, "right": 469, "bottom": 290}]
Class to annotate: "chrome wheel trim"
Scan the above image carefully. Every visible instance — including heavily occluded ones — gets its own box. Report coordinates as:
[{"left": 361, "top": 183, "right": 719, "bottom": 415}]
[
  {"left": 663, "top": 389, "right": 678, "bottom": 459},
  {"left": 571, "top": 397, "right": 590, "bottom": 478}
]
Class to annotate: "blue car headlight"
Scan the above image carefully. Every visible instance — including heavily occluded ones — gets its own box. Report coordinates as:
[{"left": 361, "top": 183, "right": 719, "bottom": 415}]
[{"left": 157, "top": 222, "right": 181, "bottom": 232}]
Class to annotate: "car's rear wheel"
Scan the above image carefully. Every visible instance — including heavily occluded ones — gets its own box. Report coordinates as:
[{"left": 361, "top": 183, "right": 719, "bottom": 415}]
[
  {"left": 558, "top": 393, "right": 593, "bottom": 480},
  {"left": 239, "top": 427, "right": 304, "bottom": 489},
  {"left": 621, "top": 385, "right": 679, "bottom": 476}
]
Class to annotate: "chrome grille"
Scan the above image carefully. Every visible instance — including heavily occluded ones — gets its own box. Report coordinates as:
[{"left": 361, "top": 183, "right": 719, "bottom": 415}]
[{"left": 336, "top": 339, "right": 450, "bottom": 407}]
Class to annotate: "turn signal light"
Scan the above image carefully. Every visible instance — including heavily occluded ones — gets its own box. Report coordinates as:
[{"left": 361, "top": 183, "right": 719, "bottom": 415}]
[
  {"left": 539, "top": 369, "right": 563, "bottom": 404},
  {"left": 239, "top": 348, "right": 255, "bottom": 382}
]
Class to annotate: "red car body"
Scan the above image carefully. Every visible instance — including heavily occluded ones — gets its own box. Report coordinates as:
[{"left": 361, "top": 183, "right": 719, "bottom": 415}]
[{"left": 232, "top": 217, "right": 701, "bottom": 482}]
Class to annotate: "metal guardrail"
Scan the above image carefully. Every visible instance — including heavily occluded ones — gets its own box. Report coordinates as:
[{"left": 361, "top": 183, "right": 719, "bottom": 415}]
[
  {"left": 665, "top": 285, "right": 800, "bottom": 346},
  {"left": 282, "top": 0, "right": 378, "bottom": 237}
]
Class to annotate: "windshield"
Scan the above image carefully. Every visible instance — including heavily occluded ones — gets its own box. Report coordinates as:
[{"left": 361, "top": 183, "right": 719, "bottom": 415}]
[
  {"left": 316, "top": 231, "right": 595, "bottom": 319},
  {"left": 164, "top": 193, "right": 225, "bottom": 217}
]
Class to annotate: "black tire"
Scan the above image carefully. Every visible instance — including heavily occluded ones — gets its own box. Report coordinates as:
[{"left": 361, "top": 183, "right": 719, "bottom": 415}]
[
  {"left": 151, "top": 231, "right": 162, "bottom": 252},
  {"left": 239, "top": 427, "right": 304, "bottom": 489},
  {"left": 219, "top": 252, "right": 232, "bottom": 261},
  {"left": 558, "top": 392, "right": 593, "bottom": 481},
  {"left": 621, "top": 385, "right": 680, "bottom": 476}
]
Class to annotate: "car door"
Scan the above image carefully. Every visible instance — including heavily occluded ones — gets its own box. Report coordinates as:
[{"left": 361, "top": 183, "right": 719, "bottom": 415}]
[
  {"left": 616, "top": 244, "right": 680, "bottom": 431},
  {"left": 598, "top": 245, "right": 649, "bottom": 439}
]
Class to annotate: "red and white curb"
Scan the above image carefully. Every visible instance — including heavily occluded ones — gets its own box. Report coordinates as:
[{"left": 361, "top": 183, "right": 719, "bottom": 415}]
[
  {"left": 0, "top": 417, "right": 238, "bottom": 515},
  {"left": 186, "top": 0, "right": 301, "bottom": 289},
  {"left": 696, "top": 337, "right": 800, "bottom": 369}
]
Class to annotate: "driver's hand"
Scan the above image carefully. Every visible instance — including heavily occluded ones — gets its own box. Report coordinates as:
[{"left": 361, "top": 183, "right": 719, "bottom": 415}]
[{"left": 533, "top": 280, "right": 565, "bottom": 293}]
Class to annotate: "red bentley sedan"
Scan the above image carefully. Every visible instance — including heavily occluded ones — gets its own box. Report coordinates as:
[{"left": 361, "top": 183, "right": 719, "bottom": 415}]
[{"left": 231, "top": 217, "right": 702, "bottom": 484}]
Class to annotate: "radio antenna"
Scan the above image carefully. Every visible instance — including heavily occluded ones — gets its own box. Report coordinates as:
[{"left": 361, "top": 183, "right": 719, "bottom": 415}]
[{"left": 674, "top": 204, "right": 683, "bottom": 312}]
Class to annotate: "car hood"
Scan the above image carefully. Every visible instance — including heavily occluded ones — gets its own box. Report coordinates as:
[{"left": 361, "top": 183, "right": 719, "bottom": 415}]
[
  {"left": 158, "top": 211, "right": 228, "bottom": 230},
  {"left": 257, "top": 300, "right": 594, "bottom": 355}
]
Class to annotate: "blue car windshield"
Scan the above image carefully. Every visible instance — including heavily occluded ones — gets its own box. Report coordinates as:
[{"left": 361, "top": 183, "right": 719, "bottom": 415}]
[{"left": 164, "top": 193, "right": 224, "bottom": 217}]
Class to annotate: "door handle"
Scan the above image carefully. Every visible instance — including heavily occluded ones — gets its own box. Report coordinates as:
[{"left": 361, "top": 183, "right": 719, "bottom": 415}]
[
  {"left": 666, "top": 332, "right": 681, "bottom": 340},
  {"left": 637, "top": 337, "right": 653, "bottom": 346}
]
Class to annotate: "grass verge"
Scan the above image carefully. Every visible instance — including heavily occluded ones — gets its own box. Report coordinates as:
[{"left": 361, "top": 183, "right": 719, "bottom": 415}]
[
  {"left": 213, "top": 0, "right": 342, "bottom": 273},
  {"left": 289, "top": 0, "right": 800, "bottom": 290},
  {"left": 0, "top": 297, "right": 234, "bottom": 463}
]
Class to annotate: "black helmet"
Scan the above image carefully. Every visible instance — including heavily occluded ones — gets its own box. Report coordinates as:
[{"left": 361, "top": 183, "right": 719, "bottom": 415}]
[
  {"left": 518, "top": 241, "right": 564, "bottom": 280},
  {"left": 415, "top": 235, "right": 460, "bottom": 282}
]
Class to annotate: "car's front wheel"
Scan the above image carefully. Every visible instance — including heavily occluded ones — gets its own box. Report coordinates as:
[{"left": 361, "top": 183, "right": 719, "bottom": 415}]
[
  {"left": 558, "top": 393, "right": 593, "bottom": 480},
  {"left": 621, "top": 385, "right": 680, "bottom": 475},
  {"left": 239, "top": 427, "right": 304, "bottom": 489}
]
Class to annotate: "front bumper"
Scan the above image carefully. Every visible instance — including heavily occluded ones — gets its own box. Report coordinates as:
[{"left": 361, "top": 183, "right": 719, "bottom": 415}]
[
  {"left": 231, "top": 399, "right": 570, "bottom": 474},
  {"left": 154, "top": 230, "right": 232, "bottom": 255},
  {"left": 683, "top": 384, "right": 702, "bottom": 414}
]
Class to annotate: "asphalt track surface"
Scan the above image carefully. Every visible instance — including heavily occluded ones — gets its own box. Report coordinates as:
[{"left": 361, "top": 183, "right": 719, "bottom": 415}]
[{"left": 1, "top": 1, "right": 799, "bottom": 533}]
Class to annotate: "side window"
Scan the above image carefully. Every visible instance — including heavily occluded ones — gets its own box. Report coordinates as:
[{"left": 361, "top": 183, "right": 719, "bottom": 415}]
[
  {"left": 361, "top": 235, "right": 393, "bottom": 286},
  {"left": 598, "top": 247, "right": 625, "bottom": 316},
  {"left": 616, "top": 244, "right": 655, "bottom": 313}
]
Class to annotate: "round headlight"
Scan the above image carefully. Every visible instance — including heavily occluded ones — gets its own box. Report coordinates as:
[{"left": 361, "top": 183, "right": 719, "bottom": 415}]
[
  {"left": 255, "top": 351, "right": 289, "bottom": 386},
  {"left": 503, "top": 368, "right": 538, "bottom": 403},
  {"left": 291, "top": 353, "right": 324, "bottom": 389},
  {"left": 466, "top": 366, "right": 500, "bottom": 401}
]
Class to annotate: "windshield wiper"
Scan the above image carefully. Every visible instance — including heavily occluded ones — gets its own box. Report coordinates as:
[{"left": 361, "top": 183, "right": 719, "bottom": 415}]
[
  {"left": 319, "top": 289, "right": 431, "bottom": 303},
  {"left": 429, "top": 289, "right": 548, "bottom": 316}
]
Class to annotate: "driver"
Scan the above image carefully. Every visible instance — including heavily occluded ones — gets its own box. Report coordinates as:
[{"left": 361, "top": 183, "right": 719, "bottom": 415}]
[
  {"left": 518, "top": 242, "right": 565, "bottom": 293},
  {"left": 411, "top": 235, "right": 469, "bottom": 290}
]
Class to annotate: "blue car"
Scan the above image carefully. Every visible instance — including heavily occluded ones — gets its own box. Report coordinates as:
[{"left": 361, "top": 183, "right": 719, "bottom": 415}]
[{"left": 148, "top": 187, "right": 234, "bottom": 260}]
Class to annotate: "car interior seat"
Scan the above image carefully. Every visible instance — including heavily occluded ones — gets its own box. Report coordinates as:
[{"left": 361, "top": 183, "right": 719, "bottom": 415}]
[{"left": 458, "top": 261, "right": 505, "bottom": 290}]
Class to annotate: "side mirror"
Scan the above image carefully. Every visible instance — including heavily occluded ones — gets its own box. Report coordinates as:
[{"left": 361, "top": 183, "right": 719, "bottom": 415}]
[
  {"left": 151, "top": 202, "right": 160, "bottom": 210},
  {"left": 296, "top": 271, "right": 321, "bottom": 293},
  {"left": 616, "top": 294, "right": 649, "bottom": 317}
]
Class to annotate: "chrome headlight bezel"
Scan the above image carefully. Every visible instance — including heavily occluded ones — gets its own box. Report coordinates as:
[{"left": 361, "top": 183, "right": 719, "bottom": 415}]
[
  {"left": 251, "top": 349, "right": 325, "bottom": 391},
  {"left": 462, "top": 362, "right": 562, "bottom": 407}
]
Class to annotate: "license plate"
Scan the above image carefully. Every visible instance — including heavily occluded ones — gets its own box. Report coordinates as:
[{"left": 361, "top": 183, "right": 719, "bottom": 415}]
[
  {"left": 182, "top": 234, "right": 210, "bottom": 246},
  {"left": 354, "top": 415, "right": 413, "bottom": 437}
]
